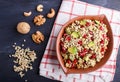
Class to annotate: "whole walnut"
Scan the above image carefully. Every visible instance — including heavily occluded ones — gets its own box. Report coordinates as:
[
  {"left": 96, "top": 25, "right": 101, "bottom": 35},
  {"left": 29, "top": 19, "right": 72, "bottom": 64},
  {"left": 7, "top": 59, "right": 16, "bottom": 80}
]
[{"left": 17, "top": 22, "right": 31, "bottom": 34}]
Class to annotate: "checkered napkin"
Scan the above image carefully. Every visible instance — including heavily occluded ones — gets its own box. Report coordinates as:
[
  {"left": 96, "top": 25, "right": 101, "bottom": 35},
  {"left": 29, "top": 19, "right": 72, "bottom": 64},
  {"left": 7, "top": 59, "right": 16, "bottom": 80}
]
[{"left": 39, "top": 0, "right": 120, "bottom": 82}]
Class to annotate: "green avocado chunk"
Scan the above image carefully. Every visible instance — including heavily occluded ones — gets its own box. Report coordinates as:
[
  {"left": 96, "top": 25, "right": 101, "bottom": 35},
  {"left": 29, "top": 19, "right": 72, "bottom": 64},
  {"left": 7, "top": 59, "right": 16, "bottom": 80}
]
[
  {"left": 88, "top": 41, "right": 94, "bottom": 47},
  {"left": 80, "top": 20, "right": 86, "bottom": 25},
  {"left": 68, "top": 46, "right": 77, "bottom": 55},
  {"left": 95, "top": 20, "right": 100, "bottom": 24},
  {"left": 65, "top": 28, "right": 71, "bottom": 34},
  {"left": 83, "top": 56, "right": 89, "bottom": 62},
  {"left": 71, "top": 32, "right": 79, "bottom": 38}
]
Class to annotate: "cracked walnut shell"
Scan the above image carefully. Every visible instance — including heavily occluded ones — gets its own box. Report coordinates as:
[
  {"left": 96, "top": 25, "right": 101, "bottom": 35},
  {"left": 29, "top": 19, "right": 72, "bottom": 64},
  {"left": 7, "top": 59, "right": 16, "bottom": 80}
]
[
  {"left": 33, "top": 15, "right": 46, "bottom": 26},
  {"left": 32, "top": 31, "right": 44, "bottom": 44}
]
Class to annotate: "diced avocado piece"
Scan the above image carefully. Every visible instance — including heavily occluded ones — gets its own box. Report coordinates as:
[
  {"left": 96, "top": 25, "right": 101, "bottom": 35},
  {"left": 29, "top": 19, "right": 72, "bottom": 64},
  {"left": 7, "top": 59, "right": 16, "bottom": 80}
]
[
  {"left": 77, "top": 31, "right": 81, "bottom": 36},
  {"left": 80, "top": 20, "right": 86, "bottom": 25},
  {"left": 65, "top": 28, "right": 71, "bottom": 34},
  {"left": 68, "top": 47, "right": 77, "bottom": 55},
  {"left": 88, "top": 41, "right": 94, "bottom": 47},
  {"left": 71, "top": 32, "right": 79, "bottom": 38},
  {"left": 95, "top": 20, "right": 100, "bottom": 24},
  {"left": 83, "top": 56, "right": 89, "bottom": 62}
]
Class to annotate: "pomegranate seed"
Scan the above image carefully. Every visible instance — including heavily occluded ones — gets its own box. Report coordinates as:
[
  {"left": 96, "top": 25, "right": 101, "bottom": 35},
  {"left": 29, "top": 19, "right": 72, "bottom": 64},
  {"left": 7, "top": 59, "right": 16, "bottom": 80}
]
[
  {"left": 79, "top": 52, "right": 86, "bottom": 57},
  {"left": 83, "top": 34, "right": 87, "bottom": 38},
  {"left": 83, "top": 48, "right": 88, "bottom": 53},
  {"left": 73, "top": 59, "right": 77, "bottom": 63},
  {"left": 91, "top": 37, "right": 94, "bottom": 41},
  {"left": 91, "top": 54, "right": 96, "bottom": 59},
  {"left": 72, "top": 59, "right": 77, "bottom": 68},
  {"left": 85, "top": 22, "right": 90, "bottom": 26},
  {"left": 67, "top": 59, "right": 72, "bottom": 66},
  {"left": 78, "top": 40, "right": 82, "bottom": 45},
  {"left": 100, "top": 21, "right": 103, "bottom": 24},
  {"left": 100, "top": 40, "right": 104, "bottom": 44},
  {"left": 66, "top": 36, "right": 71, "bottom": 41},
  {"left": 80, "top": 25, "right": 84, "bottom": 28},
  {"left": 101, "top": 47, "right": 105, "bottom": 52},
  {"left": 61, "top": 47, "right": 67, "bottom": 53},
  {"left": 99, "top": 26, "right": 103, "bottom": 30},
  {"left": 102, "top": 34, "right": 106, "bottom": 38},
  {"left": 63, "top": 33, "right": 67, "bottom": 37}
]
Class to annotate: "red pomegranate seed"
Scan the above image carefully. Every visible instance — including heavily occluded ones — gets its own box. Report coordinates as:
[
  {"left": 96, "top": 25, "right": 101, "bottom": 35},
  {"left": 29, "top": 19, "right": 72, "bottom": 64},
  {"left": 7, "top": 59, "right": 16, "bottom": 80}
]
[
  {"left": 73, "top": 59, "right": 77, "bottom": 63},
  {"left": 100, "top": 21, "right": 103, "bottom": 24},
  {"left": 61, "top": 47, "right": 67, "bottom": 53},
  {"left": 101, "top": 47, "right": 105, "bottom": 52},
  {"left": 80, "top": 25, "right": 84, "bottom": 28},
  {"left": 63, "top": 33, "right": 67, "bottom": 37},
  {"left": 72, "top": 59, "right": 78, "bottom": 68},
  {"left": 67, "top": 59, "right": 72, "bottom": 65},
  {"left": 102, "top": 34, "right": 106, "bottom": 38},
  {"left": 78, "top": 40, "right": 82, "bottom": 45},
  {"left": 79, "top": 52, "right": 86, "bottom": 57},
  {"left": 100, "top": 40, "right": 104, "bottom": 44},
  {"left": 99, "top": 26, "right": 103, "bottom": 30},
  {"left": 91, "top": 54, "right": 96, "bottom": 59},
  {"left": 83, "top": 34, "right": 87, "bottom": 38},
  {"left": 85, "top": 22, "right": 90, "bottom": 26},
  {"left": 83, "top": 48, "right": 88, "bottom": 53},
  {"left": 91, "top": 37, "right": 94, "bottom": 41},
  {"left": 66, "top": 36, "right": 71, "bottom": 41}
]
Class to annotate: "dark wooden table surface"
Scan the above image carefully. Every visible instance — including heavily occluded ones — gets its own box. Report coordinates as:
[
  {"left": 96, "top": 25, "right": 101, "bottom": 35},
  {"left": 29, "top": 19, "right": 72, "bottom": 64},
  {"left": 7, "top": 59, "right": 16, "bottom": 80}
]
[{"left": 0, "top": 0, "right": 120, "bottom": 82}]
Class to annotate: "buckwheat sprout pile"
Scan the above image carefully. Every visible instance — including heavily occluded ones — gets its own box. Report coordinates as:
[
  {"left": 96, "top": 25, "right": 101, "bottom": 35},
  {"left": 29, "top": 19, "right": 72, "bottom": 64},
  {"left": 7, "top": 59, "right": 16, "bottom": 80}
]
[{"left": 11, "top": 45, "right": 37, "bottom": 77}]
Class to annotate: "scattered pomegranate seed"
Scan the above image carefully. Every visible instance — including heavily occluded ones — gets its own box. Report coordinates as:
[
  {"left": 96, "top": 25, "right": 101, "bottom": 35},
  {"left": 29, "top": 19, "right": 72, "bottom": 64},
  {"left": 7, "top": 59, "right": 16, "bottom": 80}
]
[
  {"left": 100, "top": 21, "right": 103, "bottom": 24},
  {"left": 79, "top": 51, "right": 86, "bottom": 57},
  {"left": 101, "top": 47, "right": 105, "bottom": 52},
  {"left": 83, "top": 48, "right": 88, "bottom": 53},
  {"left": 102, "top": 34, "right": 106, "bottom": 38},
  {"left": 85, "top": 22, "right": 90, "bottom": 26},
  {"left": 61, "top": 47, "right": 67, "bottom": 53},
  {"left": 66, "top": 36, "right": 71, "bottom": 41},
  {"left": 72, "top": 59, "right": 78, "bottom": 68},
  {"left": 63, "top": 33, "right": 67, "bottom": 37},
  {"left": 67, "top": 59, "right": 72, "bottom": 66},
  {"left": 91, "top": 54, "right": 96, "bottom": 59},
  {"left": 78, "top": 40, "right": 82, "bottom": 45},
  {"left": 91, "top": 37, "right": 94, "bottom": 41},
  {"left": 83, "top": 34, "right": 87, "bottom": 38},
  {"left": 80, "top": 25, "right": 84, "bottom": 28},
  {"left": 100, "top": 39, "right": 104, "bottom": 44},
  {"left": 99, "top": 26, "right": 103, "bottom": 30}
]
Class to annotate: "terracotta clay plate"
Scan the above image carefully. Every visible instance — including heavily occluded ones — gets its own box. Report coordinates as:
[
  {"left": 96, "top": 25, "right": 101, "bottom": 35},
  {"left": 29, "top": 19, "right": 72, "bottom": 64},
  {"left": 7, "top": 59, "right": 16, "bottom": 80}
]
[{"left": 56, "top": 14, "right": 113, "bottom": 74}]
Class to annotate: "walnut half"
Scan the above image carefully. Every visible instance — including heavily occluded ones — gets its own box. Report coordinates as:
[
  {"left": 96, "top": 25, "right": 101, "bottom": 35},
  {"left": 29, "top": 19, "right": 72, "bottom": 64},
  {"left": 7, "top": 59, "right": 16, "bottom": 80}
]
[
  {"left": 33, "top": 15, "right": 46, "bottom": 26},
  {"left": 32, "top": 31, "right": 44, "bottom": 44}
]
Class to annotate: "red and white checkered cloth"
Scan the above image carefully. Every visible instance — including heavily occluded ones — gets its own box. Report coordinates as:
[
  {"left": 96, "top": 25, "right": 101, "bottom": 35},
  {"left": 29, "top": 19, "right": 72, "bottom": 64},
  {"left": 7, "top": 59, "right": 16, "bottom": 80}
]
[{"left": 39, "top": 0, "right": 120, "bottom": 82}]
